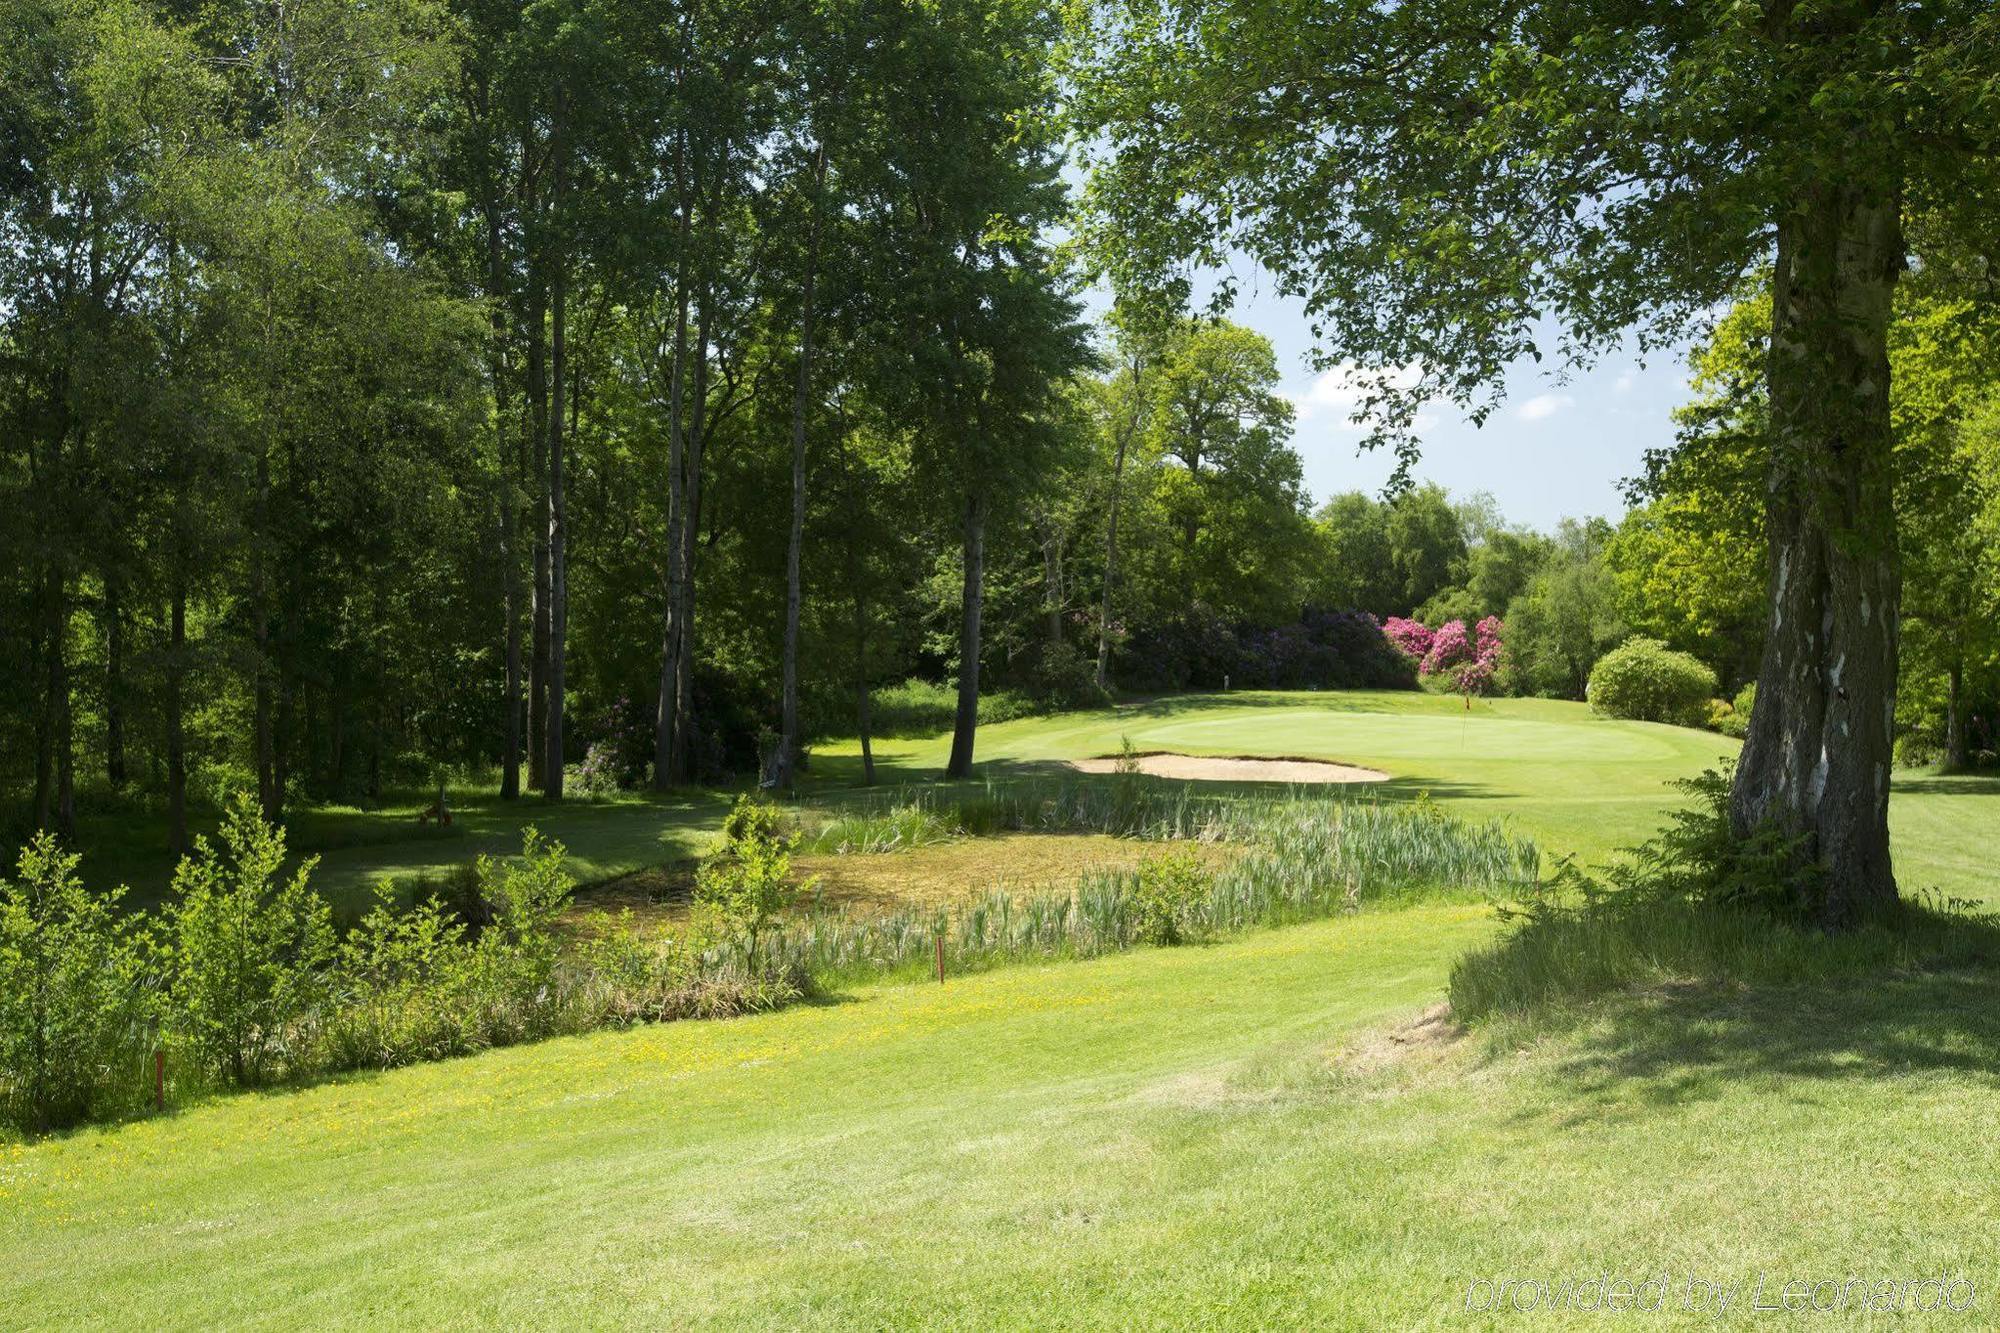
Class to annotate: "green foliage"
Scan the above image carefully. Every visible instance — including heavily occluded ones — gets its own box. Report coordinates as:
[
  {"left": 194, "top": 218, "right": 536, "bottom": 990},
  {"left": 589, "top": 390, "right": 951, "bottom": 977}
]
[
  {"left": 1129, "top": 846, "right": 1213, "bottom": 946},
  {"left": 165, "top": 794, "right": 337, "bottom": 1088},
  {"left": 695, "top": 797, "right": 812, "bottom": 964},
  {"left": 0, "top": 833, "right": 151, "bottom": 1131},
  {"left": 865, "top": 679, "right": 1041, "bottom": 739},
  {"left": 1586, "top": 637, "right": 1716, "bottom": 727}
]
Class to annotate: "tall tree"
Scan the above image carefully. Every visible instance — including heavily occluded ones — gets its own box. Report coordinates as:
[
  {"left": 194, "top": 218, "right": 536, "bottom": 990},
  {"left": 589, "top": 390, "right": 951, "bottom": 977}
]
[{"left": 1072, "top": 0, "right": 2000, "bottom": 924}]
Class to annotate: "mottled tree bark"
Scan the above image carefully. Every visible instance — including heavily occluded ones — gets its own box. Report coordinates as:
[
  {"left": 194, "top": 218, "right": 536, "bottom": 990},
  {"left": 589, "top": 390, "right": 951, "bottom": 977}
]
[{"left": 1732, "top": 173, "right": 1903, "bottom": 928}]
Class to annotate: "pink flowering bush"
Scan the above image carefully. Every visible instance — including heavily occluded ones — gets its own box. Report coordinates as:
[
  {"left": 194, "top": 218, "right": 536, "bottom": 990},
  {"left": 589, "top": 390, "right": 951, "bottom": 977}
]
[
  {"left": 1383, "top": 616, "right": 1434, "bottom": 664},
  {"left": 1420, "top": 619, "right": 1472, "bottom": 675},
  {"left": 1399, "top": 614, "right": 1506, "bottom": 695}
]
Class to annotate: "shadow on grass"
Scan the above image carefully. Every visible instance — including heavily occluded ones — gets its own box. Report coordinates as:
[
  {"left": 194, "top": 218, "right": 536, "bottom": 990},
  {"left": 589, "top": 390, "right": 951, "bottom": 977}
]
[
  {"left": 1889, "top": 773, "right": 2000, "bottom": 797},
  {"left": 1508, "top": 913, "right": 2000, "bottom": 1111}
]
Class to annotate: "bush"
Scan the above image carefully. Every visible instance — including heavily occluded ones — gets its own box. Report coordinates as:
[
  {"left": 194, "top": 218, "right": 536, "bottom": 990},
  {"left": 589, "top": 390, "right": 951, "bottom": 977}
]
[
  {"left": 1022, "top": 640, "right": 1112, "bottom": 711},
  {"left": 695, "top": 796, "right": 814, "bottom": 966},
  {"left": 1707, "top": 682, "right": 1756, "bottom": 738},
  {"left": 166, "top": 794, "right": 338, "bottom": 1088},
  {"left": 1447, "top": 764, "right": 1865, "bottom": 1021},
  {"left": 1130, "top": 846, "right": 1213, "bottom": 947},
  {"left": 0, "top": 834, "right": 152, "bottom": 1132},
  {"left": 865, "top": 678, "right": 1040, "bottom": 739},
  {"left": 1586, "top": 637, "right": 1717, "bottom": 726}
]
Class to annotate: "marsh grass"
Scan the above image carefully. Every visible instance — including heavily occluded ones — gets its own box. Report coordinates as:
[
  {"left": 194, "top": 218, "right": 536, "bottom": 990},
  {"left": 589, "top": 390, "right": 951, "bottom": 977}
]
[{"left": 775, "top": 788, "right": 1539, "bottom": 985}]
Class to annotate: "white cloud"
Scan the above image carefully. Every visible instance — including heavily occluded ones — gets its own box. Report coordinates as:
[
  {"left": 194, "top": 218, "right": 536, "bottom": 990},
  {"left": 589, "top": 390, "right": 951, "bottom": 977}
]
[
  {"left": 1516, "top": 392, "right": 1575, "bottom": 422},
  {"left": 1612, "top": 372, "right": 1635, "bottom": 395},
  {"left": 1286, "top": 361, "right": 1427, "bottom": 431}
]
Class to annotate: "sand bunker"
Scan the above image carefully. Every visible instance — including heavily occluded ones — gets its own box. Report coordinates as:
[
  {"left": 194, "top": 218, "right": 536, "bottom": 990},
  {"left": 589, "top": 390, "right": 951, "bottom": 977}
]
[{"left": 1067, "top": 752, "right": 1388, "bottom": 784}]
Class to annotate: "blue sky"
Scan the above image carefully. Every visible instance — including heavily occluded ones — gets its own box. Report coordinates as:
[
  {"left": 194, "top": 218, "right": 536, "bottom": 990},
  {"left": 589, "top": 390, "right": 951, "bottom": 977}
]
[{"left": 1195, "top": 272, "right": 1699, "bottom": 532}]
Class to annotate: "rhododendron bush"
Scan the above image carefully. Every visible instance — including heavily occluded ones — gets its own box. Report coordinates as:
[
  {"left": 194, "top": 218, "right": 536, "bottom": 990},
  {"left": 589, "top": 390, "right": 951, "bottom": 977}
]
[{"left": 1387, "top": 614, "right": 1505, "bottom": 695}]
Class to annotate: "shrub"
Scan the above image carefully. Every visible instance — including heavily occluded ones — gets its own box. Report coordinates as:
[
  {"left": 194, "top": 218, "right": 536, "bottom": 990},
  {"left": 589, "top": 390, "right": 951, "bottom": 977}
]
[
  {"left": 572, "top": 740, "right": 625, "bottom": 798},
  {"left": 1382, "top": 616, "right": 1434, "bottom": 663},
  {"left": 1130, "top": 846, "right": 1213, "bottom": 946},
  {"left": 1448, "top": 764, "right": 1848, "bottom": 1022},
  {"left": 1023, "top": 640, "right": 1112, "bottom": 711},
  {"left": 166, "top": 794, "right": 337, "bottom": 1088},
  {"left": 695, "top": 796, "right": 814, "bottom": 966},
  {"left": 1119, "top": 604, "right": 1415, "bottom": 692},
  {"left": 866, "top": 678, "right": 1040, "bottom": 738},
  {"left": 1586, "top": 637, "right": 1716, "bottom": 726},
  {"left": 0, "top": 834, "right": 153, "bottom": 1132}
]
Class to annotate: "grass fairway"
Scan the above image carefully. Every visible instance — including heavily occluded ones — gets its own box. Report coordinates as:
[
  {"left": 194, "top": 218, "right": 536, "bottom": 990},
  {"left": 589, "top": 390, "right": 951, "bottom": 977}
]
[{"left": 8, "top": 905, "right": 1999, "bottom": 1328}]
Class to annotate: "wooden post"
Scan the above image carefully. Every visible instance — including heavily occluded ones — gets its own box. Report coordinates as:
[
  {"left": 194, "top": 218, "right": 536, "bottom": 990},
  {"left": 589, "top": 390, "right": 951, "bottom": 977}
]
[
  {"left": 934, "top": 931, "right": 945, "bottom": 984},
  {"left": 153, "top": 1032, "right": 165, "bottom": 1113}
]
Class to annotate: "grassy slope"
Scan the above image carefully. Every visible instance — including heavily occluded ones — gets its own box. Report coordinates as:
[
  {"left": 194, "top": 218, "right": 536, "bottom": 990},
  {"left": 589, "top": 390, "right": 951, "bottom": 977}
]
[{"left": 9, "top": 906, "right": 1998, "bottom": 1328}]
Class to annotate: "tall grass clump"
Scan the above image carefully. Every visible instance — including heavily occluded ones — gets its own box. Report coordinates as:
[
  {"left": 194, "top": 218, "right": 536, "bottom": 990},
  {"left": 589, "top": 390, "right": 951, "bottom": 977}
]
[{"left": 804, "top": 776, "right": 1247, "bottom": 854}]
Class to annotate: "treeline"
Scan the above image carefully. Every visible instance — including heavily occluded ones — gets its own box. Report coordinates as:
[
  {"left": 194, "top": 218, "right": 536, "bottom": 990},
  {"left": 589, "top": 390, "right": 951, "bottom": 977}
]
[
  {"left": 0, "top": 0, "right": 1421, "bottom": 847},
  {"left": 4, "top": 0, "right": 1101, "bottom": 843}
]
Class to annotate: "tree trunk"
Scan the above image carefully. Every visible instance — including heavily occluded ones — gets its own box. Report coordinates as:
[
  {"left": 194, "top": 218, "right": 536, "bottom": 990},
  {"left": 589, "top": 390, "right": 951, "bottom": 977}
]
[
  {"left": 167, "top": 574, "right": 188, "bottom": 856},
  {"left": 103, "top": 575, "right": 126, "bottom": 788},
  {"left": 945, "top": 490, "right": 988, "bottom": 779},
  {"left": 654, "top": 159, "right": 693, "bottom": 790},
  {"left": 1042, "top": 531, "right": 1065, "bottom": 651},
  {"left": 34, "top": 571, "right": 75, "bottom": 838},
  {"left": 1096, "top": 416, "right": 1132, "bottom": 690},
  {"left": 544, "top": 262, "right": 569, "bottom": 800},
  {"left": 526, "top": 280, "right": 550, "bottom": 793},
  {"left": 1730, "top": 174, "right": 1903, "bottom": 929},
  {"left": 252, "top": 443, "right": 278, "bottom": 822},
  {"left": 854, "top": 585, "right": 875, "bottom": 787},
  {"left": 774, "top": 142, "right": 827, "bottom": 792},
  {"left": 1944, "top": 656, "right": 1967, "bottom": 771},
  {"left": 671, "top": 301, "right": 714, "bottom": 777},
  {"left": 483, "top": 196, "right": 523, "bottom": 801}
]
